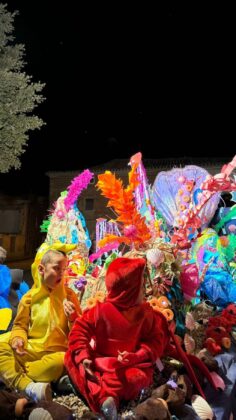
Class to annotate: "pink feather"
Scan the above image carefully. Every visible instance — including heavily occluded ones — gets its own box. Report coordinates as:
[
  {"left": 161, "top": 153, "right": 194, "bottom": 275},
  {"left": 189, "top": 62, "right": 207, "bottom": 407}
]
[{"left": 64, "top": 169, "right": 94, "bottom": 211}]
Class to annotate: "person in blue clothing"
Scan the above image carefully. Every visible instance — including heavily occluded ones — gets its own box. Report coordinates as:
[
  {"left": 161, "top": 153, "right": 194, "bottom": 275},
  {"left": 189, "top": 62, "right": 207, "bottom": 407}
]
[
  {"left": 0, "top": 246, "right": 12, "bottom": 309},
  {"left": 0, "top": 246, "right": 29, "bottom": 331}
]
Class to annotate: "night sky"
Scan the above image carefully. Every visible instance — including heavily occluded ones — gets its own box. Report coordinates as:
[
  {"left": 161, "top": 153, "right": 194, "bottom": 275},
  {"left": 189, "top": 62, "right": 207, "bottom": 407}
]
[{"left": 0, "top": 1, "right": 235, "bottom": 195}]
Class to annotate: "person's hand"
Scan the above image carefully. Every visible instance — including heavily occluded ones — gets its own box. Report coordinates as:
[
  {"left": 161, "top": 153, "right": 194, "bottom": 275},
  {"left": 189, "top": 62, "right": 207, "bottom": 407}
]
[
  {"left": 117, "top": 350, "right": 145, "bottom": 365},
  {"left": 82, "top": 359, "right": 99, "bottom": 383},
  {"left": 63, "top": 299, "right": 76, "bottom": 319},
  {"left": 117, "top": 350, "right": 138, "bottom": 364},
  {"left": 117, "top": 350, "right": 129, "bottom": 363},
  {"left": 11, "top": 337, "right": 27, "bottom": 356}
]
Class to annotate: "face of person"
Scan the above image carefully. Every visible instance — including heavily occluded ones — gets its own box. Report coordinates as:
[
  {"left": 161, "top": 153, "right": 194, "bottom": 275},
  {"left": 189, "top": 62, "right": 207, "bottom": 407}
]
[{"left": 38, "top": 254, "right": 67, "bottom": 290}]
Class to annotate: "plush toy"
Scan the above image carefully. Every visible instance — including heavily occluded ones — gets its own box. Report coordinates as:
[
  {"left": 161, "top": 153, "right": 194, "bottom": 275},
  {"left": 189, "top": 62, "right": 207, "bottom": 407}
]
[
  {"left": 184, "top": 314, "right": 206, "bottom": 355},
  {"left": 134, "top": 397, "right": 171, "bottom": 420},
  {"left": 183, "top": 303, "right": 220, "bottom": 371},
  {"left": 151, "top": 377, "right": 189, "bottom": 411},
  {"left": 207, "top": 303, "right": 236, "bottom": 336},
  {"left": 183, "top": 302, "right": 215, "bottom": 355},
  {"left": 207, "top": 314, "right": 232, "bottom": 333},
  {"left": 204, "top": 325, "right": 231, "bottom": 356},
  {"left": 221, "top": 303, "right": 236, "bottom": 327}
]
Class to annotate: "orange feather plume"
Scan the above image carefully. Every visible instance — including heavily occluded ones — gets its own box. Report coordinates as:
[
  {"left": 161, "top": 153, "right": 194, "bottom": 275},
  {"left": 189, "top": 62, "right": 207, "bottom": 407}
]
[{"left": 96, "top": 166, "right": 151, "bottom": 249}]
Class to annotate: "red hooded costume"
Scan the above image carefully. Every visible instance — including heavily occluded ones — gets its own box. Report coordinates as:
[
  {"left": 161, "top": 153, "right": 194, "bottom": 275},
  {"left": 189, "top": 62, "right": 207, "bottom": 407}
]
[{"left": 64, "top": 257, "right": 170, "bottom": 412}]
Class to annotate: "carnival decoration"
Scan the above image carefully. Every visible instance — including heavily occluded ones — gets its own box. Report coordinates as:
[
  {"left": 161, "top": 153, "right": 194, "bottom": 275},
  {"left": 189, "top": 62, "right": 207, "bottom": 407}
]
[
  {"left": 213, "top": 205, "right": 236, "bottom": 236},
  {"left": 153, "top": 156, "right": 236, "bottom": 250},
  {"left": 153, "top": 165, "right": 220, "bottom": 229},
  {"left": 41, "top": 169, "right": 93, "bottom": 250},
  {"left": 95, "top": 155, "right": 152, "bottom": 251},
  {"left": 152, "top": 165, "right": 220, "bottom": 249},
  {"left": 95, "top": 218, "right": 121, "bottom": 251},
  {"left": 190, "top": 228, "right": 236, "bottom": 306},
  {"left": 39, "top": 170, "right": 93, "bottom": 298},
  {"left": 130, "top": 152, "right": 156, "bottom": 226}
]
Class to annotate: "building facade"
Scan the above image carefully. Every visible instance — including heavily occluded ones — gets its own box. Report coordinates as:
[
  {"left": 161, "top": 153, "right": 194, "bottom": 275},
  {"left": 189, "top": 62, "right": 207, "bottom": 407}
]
[{"left": 0, "top": 194, "right": 47, "bottom": 261}]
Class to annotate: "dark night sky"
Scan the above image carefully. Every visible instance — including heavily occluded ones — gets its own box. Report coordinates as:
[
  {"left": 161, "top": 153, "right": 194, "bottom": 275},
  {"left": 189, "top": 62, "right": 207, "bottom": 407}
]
[{"left": 0, "top": 1, "right": 235, "bottom": 195}]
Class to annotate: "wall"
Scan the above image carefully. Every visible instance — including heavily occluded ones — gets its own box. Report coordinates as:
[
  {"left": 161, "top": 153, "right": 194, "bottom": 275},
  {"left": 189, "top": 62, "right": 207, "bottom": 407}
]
[{"left": 0, "top": 194, "right": 47, "bottom": 261}]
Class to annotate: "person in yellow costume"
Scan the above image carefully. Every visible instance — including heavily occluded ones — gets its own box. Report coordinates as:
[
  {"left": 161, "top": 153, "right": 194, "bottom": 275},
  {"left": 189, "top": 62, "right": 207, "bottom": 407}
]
[{"left": 0, "top": 242, "right": 81, "bottom": 402}]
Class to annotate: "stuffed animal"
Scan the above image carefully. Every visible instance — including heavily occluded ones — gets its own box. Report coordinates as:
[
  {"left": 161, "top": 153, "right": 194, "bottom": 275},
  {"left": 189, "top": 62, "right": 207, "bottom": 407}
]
[
  {"left": 183, "top": 303, "right": 219, "bottom": 371},
  {"left": 208, "top": 314, "right": 232, "bottom": 333},
  {"left": 222, "top": 303, "right": 236, "bottom": 327},
  {"left": 205, "top": 305, "right": 236, "bottom": 355},
  {"left": 183, "top": 302, "right": 215, "bottom": 355},
  {"left": 134, "top": 397, "right": 171, "bottom": 420},
  {"left": 204, "top": 325, "right": 231, "bottom": 356},
  {"left": 151, "top": 381, "right": 187, "bottom": 412}
]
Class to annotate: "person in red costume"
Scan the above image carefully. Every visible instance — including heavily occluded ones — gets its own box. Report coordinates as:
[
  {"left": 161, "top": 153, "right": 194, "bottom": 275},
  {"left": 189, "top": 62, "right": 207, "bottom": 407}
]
[{"left": 64, "top": 257, "right": 170, "bottom": 419}]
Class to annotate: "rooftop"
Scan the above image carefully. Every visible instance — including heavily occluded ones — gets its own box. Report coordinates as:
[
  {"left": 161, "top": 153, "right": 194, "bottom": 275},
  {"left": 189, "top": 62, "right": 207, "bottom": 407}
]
[{"left": 46, "top": 156, "right": 229, "bottom": 176}]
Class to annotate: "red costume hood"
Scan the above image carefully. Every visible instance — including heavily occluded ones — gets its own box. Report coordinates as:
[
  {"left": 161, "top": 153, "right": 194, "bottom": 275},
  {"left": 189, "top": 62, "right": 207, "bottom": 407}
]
[{"left": 105, "top": 257, "right": 146, "bottom": 310}]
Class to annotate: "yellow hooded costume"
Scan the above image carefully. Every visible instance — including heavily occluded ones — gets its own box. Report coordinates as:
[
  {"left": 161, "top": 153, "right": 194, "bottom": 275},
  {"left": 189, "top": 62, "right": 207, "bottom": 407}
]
[{"left": 0, "top": 242, "right": 81, "bottom": 390}]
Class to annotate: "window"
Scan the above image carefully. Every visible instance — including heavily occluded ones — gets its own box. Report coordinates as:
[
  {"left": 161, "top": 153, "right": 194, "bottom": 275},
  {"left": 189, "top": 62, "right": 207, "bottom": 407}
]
[
  {"left": 0, "top": 209, "right": 21, "bottom": 234},
  {"left": 85, "top": 198, "right": 94, "bottom": 211}
]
